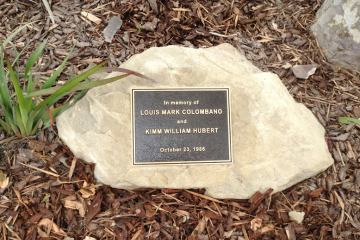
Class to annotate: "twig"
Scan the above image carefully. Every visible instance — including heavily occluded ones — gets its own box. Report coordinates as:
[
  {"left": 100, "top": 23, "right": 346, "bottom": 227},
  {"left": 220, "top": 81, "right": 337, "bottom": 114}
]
[
  {"left": 3, "top": 222, "right": 21, "bottom": 240},
  {"left": 92, "top": 214, "right": 137, "bottom": 222},
  {"left": 184, "top": 189, "right": 225, "bottom": 204},
  {"left": 20, "top": 163, "right": 60, "bottom": 177},
  {"left": 0, "top": 136, "right": 16, "bottom": 145},
  {"left": 208, "top": 31, "right": 242, "bottom": 38}
]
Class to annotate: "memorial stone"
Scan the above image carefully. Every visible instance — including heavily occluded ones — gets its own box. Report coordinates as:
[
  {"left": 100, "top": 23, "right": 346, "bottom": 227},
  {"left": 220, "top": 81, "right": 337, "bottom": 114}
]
[{"left": 57, "top": 43, "right": 334, "bottom": 199}]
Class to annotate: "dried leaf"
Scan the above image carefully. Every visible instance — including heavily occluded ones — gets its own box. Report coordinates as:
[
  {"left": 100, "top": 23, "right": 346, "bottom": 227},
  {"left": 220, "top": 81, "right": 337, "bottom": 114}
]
[
  {"left": 260, "top": 224, "right": 275, "bottom": 234},
  {"left": 189, "top": 217, "right": 207, "bottom": 240},
  {"left": 0, "top": 171, "right": 9, "bottom": 189},
  {"left": 64, "top": 200, "right": 86, "bottom": 217},
  {"left": 308, "top": 187, "right": 324, "bottom": 198},
  {"left": 80, "top": 182, "right": 96, "bottom": 198},
  {"left": 250, "top": 217, "right": 262, "bottom": 231},
  {"left": 38, "top": 218, "right": 67, "bottom": 236},
  {"left": 86, "top": 192, "right": 102, "bottom": 224},
  {"left": 28, "top": 140, "right": 59, "bottom": 152}
]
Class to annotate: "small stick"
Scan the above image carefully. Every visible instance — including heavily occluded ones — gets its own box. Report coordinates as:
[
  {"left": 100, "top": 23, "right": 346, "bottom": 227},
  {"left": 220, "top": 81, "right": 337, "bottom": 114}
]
[{"left": 20, "top": 163, "right": 60, "bottom": 177}]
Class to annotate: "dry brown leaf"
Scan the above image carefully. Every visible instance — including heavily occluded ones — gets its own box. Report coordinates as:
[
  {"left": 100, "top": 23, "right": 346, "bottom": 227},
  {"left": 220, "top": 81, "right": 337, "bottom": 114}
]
[
  {"left": 64, "top": 200, "right": 86, "bottom": 217},
  {"left": 0, "top": 171, "right": 9, "bottom": 189},
  {"left": 189, "top": 217, "right": 207, "bottom": 240},
  {"left": 223, "top": 229, "right": 234, "bottom": 238},
  {"left": 260, "top": 224, "right": 275, "bottom": 234},
  {"left": 28, "top": 140, "right": 59, "bottom": 152},
  {"left": 144, "top": 203, "right": 156, "bottom": 218},
  {"left": 80, "top": 181, "right": 96, "bottom": 198},
  {"left": 38, "top": 218, "right": 67, "bottom": 236},
  {"left": 250, "top": 217, "right": 262, "bottom": 231}
]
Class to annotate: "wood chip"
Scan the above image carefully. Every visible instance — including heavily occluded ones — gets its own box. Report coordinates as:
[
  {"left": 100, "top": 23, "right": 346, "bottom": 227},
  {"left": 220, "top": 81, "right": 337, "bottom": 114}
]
[{"left": 81, "top": 11, "right": 101, "bottom": 24}]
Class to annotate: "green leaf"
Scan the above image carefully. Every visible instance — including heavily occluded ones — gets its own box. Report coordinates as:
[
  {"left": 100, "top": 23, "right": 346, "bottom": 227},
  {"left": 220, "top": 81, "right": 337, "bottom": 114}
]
[
  {"left": 4, "top": 110, "right": 21, "bottom": 137},
  {"left": 41, "top": 44, "right": 76, "bottom": 89},
  {"left": 338, "top": 117, "right": 360, "bottom": 125},
  {"left": 41, "top": 0, "right": 55, "bottom": 25},
  {"left": 2, "top": 22, "right": 33, "bottom": 48},
  {"left": 14, "top": 104, "right": 26, "bottom": 137},
  {"left": 0, "top": 118, "right": 11, "bottom": 134},
  {"left": 29, "top": 61, "right": 108, "bottom": 132},
  {"left": 137, "top": 18, "right": 143, "bottom": 35},
  {"left": 33, "top": 61, "right": 107, "bottom": 112},
  {"left": 25, "top": 72, "right": 34, "bottom": 112},
  {"left": 8, "top": 42, "right": 20, "bottom": 77},
  {"left": 24, "top": 73, "right": 131, "bottom": 98},
  {"left": 5, "top": 54, "right": 28, "bottom": 131},
  {"left": 0, "top": 48, "right": 11, "bottom": 110},
  {"left": 41, "top": 194, "right": 51, "bottom": 203},
  {"left": 25, "top": 40, "right": 47, "bottom": 78}
]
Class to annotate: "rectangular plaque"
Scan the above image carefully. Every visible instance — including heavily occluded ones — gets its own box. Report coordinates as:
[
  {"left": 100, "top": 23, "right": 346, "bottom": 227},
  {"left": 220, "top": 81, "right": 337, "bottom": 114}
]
[{"left": 132, "top": 88, "right": 232, "bottom": 165}]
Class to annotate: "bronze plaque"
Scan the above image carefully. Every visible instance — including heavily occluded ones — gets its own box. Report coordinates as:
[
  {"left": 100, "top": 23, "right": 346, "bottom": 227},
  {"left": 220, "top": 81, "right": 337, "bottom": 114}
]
[{"left": 132, "top": 88, "right": 232, "bottom": 165}]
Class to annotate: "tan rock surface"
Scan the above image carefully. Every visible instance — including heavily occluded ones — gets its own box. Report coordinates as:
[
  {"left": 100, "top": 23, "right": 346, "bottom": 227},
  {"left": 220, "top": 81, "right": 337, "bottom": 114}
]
[{"left": 57, "top": 43, "right": 333, "bottom": 199}]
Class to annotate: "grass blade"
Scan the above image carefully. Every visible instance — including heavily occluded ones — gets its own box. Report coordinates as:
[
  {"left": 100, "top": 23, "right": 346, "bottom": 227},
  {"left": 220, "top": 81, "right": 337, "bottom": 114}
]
[
  {"left": 41, "top": 0, "right": 55, "bottom": 25},
  {"left": 2, "top": 22, "right": 34, "bottom": 48},
  {"left": 29, "top": 61, "right": 108, "bottom": 131},
  {"left": 25, "top": 40, "right": 47, "bottom": 77},
  {"left": 4, "top": 108, "right": 21, "bottom": 137},
  {"left": 4, "top": 52, "right": 28, "bottom": 129},
  {"left": 33, "top": 61, "right": 107, "bottom": 112},
  {"left": 24, "top": 73, "right": 131, "bottom": 98},
  {"left": 41, "top": 44, "right": 76, "bottom": 89},
  {"left": 97, "top": 67, "right": 156, "bottom": 82},
  {"left": 25, "top": 72, "right": 33, "bottom": 111},
  {"left": 0, "top": 47, "right": 12, "bottom": 109},
  {"left": 14, "top": 104, "right": 26, "bottom": 137},
  {"left": 339, "top": 117, "right": 360, "bottom": 125},
  {"left": 0, "top": 118, "right": 11, "bottom": 134}
]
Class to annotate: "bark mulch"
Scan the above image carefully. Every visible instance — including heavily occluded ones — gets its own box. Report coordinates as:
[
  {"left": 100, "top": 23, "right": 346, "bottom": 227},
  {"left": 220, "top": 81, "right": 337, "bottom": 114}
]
[{"left": 1, "top": 0, "right": 360, "bottom": 239}]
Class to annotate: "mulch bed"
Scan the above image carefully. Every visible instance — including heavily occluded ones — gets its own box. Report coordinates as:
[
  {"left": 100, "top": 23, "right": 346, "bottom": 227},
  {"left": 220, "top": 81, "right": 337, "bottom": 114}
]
[{"left": 1, "top": 0, "right": 360, "bottom": 239}]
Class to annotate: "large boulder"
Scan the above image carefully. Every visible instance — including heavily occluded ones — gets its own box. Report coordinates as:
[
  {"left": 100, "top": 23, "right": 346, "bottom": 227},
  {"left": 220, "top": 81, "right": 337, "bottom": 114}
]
[
  {"left": 57, "top": 44, "right": 333, "bottom": 199},
  {"left": 311, "top": 0, "right": 360, "bottom": 71}
]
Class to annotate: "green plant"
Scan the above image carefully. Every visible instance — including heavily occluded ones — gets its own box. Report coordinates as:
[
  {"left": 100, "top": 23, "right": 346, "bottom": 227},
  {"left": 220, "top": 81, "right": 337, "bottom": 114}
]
[
  {"left": 41, "top": 0, "right": 55, "bottom": 25},
  {"left": 0, "top": 25, "right": 151, "bottom": 138},
  {"left": 137, "top": 18, "right": 144, "bottom": 35},
  {"left": 339, "top": 117, "right": 360, "bottom": 125}
]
